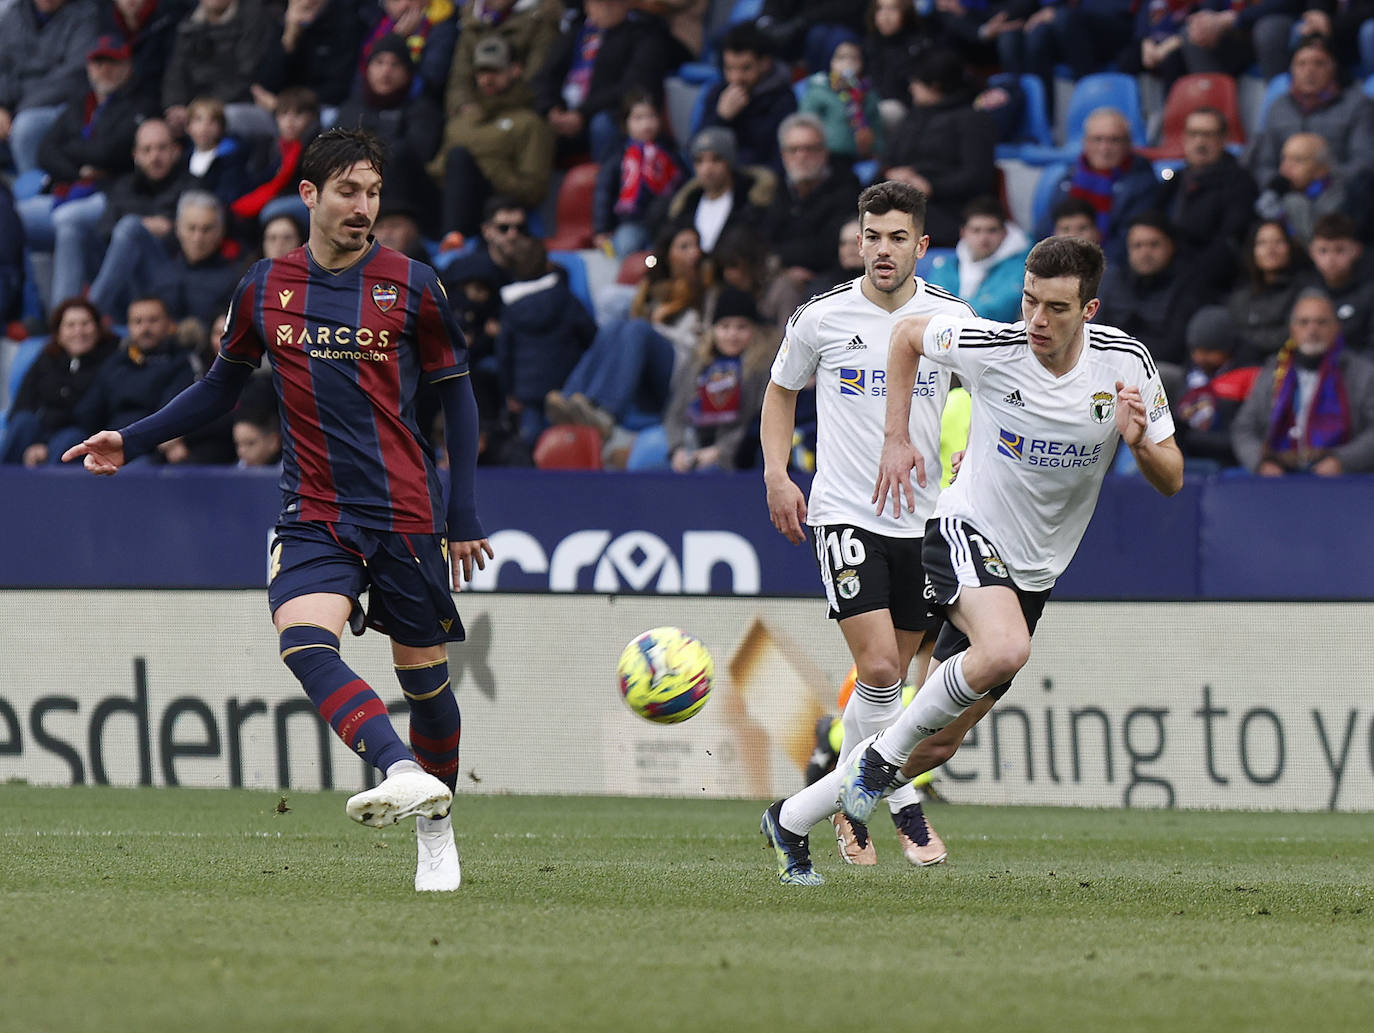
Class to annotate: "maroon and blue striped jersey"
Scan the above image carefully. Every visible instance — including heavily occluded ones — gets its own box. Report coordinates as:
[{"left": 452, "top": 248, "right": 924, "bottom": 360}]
[{"left": 220, "top": 241, "right": 468, "bottom": 533}]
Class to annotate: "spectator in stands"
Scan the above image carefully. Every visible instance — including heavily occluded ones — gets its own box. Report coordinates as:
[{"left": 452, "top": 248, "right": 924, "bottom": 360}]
[
  {"left": 1248, "top": 34, "right": 1374, "bottom": 187},
  {"left": 372, "top": 198, "right": 431, "bottom": 263},
  {"left": 445, "top": 0, "right": 563, "bottom": 118},
  {"left": 1254, "top": 131, "right": 1347, "bottom": 247},
  {"left": 1294, "top": 1, "right": 1374, "bottom": 76},
  {"left": 1, "top": 297, "right": 117, "bottom": 465},
  {"left": 99, "top": 0, "right": 193, "bottom": 113},
  {"left": 84, "top": 117, "right": 190, "bottom": 316},
  {"left": 182, "top": 96, "right": 251, "bottom": 210},
  {"left": 1049, "top": 196, "right": 1102, "bottom": 242},
  {"left": 1044, "top": 106, "right": 1158, "bottom": 265},
  {"left": 231, "top": 87, "right": 319, "bottom": 228},
  {"left": 361, "top": 0, "right": 460, "bottom": 103},
  {"left": 336, "top": 35, "right": 442, "bottom": 234},
  {"left": 806, "top": 215, "right": 865, "bottom": 298},
  {"left": 884, "top": 50, "right": 999, "bottom": 248},
  {"left": 593, "top": 88, "right": 685, "bottom": 258},
  {"left": 1308, "top": 213, "right": 1374, "bottom": 352},
  {"left": 925, "top": 197, "right": 1031, "bottom": 323},
  {"left": 1169, "top": 304, "right": 1258, "bottom": 469},
  {"left": 255, "top": 0, "right": 364, "bottom": 114},
  {"left": 1185, "top": 1, "right": 1300, "bottom": 82},
  {"left": 629, "top": 223, "right": 714, "bottom": 360},
  {"left": 260, "top": 211, "right": 303, "bottom": 259},
  {"left": 146, "top": 191, "right": 244, "bottom": 331},
  {"left": 496, "top": 233, "right": 597, "bottom": 444},
  {"left": 0, "top": 180, "right": 20, "bottom": 324},
  {"left": 1231, "top": 288, "right": 1374, "bottom": 474},
  {"left": 434, "top": 35, "right": 553, "bottom": 239},
  {"left": 991, "top": 0, "right": 1133, "bottom": 120},
  {"left": 64, "top": 295, "right": 197, "bottom": 461},
  {"left": 625, "top": 286, "right": 776, "bottom": 471},
  {"left": 652, "top": 127, "right": 775, "bottom": 258},
  {"left": 712, "top": 224, "right": 777, "bottom": 314},
  {"left": 756, "top": 0, "right": 867, "bottom": 74},
  {"left": 19, "top": 34, "right": 145, "bottom": 309},
  {"left": 532, "top": 0, "right": 679, "bottom": 162},
  {"left": 1157, "top": 106, "right": 1257, "bottom": 293},
  {"left": 1228, "top": 218, "right": 1317, "bottom": 365},
  {"left": 1096, "top": 211, "right": 1208, "bottom": 366},
  {"left": 0, "top": 0, "right": 99, "bottom": 173},
  {"left": 760, "top": 113, "right": 861, "bottom": 328},
  {"left": 798, "top": 35, "right": 885, "bottom": 161},
  {"left": 863, "top": 0, "right": 938, "bottom": 132},
  {"left": 161, "top": 0, "right": 278, "bottom": 140},
  {"left": 233, "top": 404, "right": 282, "bottom": 468},
  {"left": 699, "top": 22, "right": 797, "bottom": 172},
  {"left": 440, "top": 195, "right": 529, "bottom": 291}
]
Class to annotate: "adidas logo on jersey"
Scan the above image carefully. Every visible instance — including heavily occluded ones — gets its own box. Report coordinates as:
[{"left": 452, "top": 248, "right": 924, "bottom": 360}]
[
  {"left": 843, "top": 335, "right": 865, "bottom": 351},
  {"left": 1004, "top": 389, "right": 1025, "bottom": 407}
]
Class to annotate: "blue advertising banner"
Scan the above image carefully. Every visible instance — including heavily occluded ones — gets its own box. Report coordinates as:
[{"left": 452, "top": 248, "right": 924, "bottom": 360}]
[{"left": 1, "top": 468, "right": 1371, "bottom": 599}]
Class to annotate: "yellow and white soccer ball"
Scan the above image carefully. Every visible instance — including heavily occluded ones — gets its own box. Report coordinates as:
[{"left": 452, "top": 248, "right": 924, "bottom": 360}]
[{"left": 616, "top": 626, "right": 714, "bottom": 724}]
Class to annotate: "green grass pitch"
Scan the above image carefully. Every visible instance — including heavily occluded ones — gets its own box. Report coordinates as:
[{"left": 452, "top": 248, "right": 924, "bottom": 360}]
[{"left": 2, "top": 785, "right": 1371, "bottom": 1033}]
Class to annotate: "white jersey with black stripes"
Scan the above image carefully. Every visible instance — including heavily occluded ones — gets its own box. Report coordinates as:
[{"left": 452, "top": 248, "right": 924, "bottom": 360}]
[
  {"left": 771, "top": 276, "right": 974, "bottom": 536},
  {"left": 918, "top": 314, "right": 1176, "bottom": 590}
]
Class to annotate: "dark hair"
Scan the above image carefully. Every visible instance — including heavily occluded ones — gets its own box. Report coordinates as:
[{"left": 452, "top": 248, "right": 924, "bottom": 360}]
[
  {"left": 1050, "top": 196, "right": 1097, "bottom": 224},
  {"left": 961, "top": 196, "right": 1005, "bottom": 224},
  {"left": 127, "top": 294, "right": 170, "bottom": 316},
  {"left": 1187, "top": 105, "right": 1227, "bottom": 137},
  {"left": 276, "top": 86, "right": 320, "bottom": 117},
  {"left": 619, "top": 87, "right": 660, "bottom": 131},
  {"left": 1293, "top": 32, "right": 1336, "bottom": 62},
  {"left": 1241, "top": 218, "right": 1304, "bottom": 291},
  {"left": 645, "top": 224, "right": 702, "bottom": 285},
  {"left": 867, "top": 0, "right": 916, "bottom": 35},
  {"left": 1024, "top": 236, "right": 1106, "bottom": 304},
  {"left": 910, "top": 50, "right": 965, "bottom": 95},
  {"left": 44, "top": 297, "right": 113, "bottom": 358},
  {"left": 299, "top": 127, "right": 387, "bottom": 192},
  {"left": 1125, "top": 209, "right": 1175, "bottom": 241},
  {"left": 1311, "top": 212, "right": 1358, "bottom": 242},
  {"left": 720, "top": 22, "right": 770, "bottom": 59},
  {"left": 857, "top": 180, "right": 927, "bottom": 233},
  {"left": 482, "top": 194, "right": 525, "bottom": 223}
]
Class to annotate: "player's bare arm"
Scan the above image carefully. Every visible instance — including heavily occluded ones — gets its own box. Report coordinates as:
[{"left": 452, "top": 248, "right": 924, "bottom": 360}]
[
  {"left": 449, "top": 537, "right": 494, "bottom": 591},
  {"left": 874, "top": 313, "right": 935, "bottom": 517},
  {"left": 760, "top": 380, "right": 808, "bottom": 545},
  {"left": 1115, "top": 379, "right": 1184, "bottom": 496},
  {"left": 62, "top": 431, "right": 127, "bottom": 475}
]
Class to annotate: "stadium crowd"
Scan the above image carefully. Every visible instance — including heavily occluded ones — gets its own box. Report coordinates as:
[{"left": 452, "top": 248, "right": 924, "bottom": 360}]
[{"left": 4, "top": 0, "right": 1374, "bottom": 477}]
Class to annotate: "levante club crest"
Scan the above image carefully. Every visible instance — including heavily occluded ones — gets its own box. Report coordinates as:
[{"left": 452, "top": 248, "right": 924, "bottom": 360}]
[{"left": 372, "top": 283, "right": 400, "bottom": 312}]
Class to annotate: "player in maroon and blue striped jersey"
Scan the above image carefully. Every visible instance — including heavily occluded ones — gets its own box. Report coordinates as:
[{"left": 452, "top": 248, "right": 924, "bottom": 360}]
[{"left": 64, "top": 128, "right": 492, "bottom": 893}]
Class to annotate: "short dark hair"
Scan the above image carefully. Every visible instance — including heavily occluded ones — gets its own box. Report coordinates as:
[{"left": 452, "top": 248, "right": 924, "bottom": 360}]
[
  {"left": 1024, "top": 236, "right": 1106, "bottom": 304},
  {"left": 857, "top": 180, "right": 927, "bottom": 233},
  {"left": 1126, "top": 209, "right": 1175, "bottom": 241},
  {"left": 961, "top": 196, "right": 1005, "bottom": 224},
  {"left": 720, "top": 22, "right": 770, "bottom": 59},
  {"left": 299, "top": 127, "right": 387, "bottom": 193},
  {"left": 276, "top": 86, "right": 320, "bottom": 116},
  {"left": 619, "top": 87, "right": 659, "bottom": 130},
  {"left": 1311, "top": 212, "right": 1359, "bottom": 242},
  {"left": 1187, "top": 105, "right": 1227, "bottom": 136},
  {"left": 482, "top": 194, "right": 525, "bottom": 223},
  {"left": 127, "top": 294, "right": 170, "bottom": 316},
  {"left": 1050, "top": 197, "right": 1096, "bottom": 224}
]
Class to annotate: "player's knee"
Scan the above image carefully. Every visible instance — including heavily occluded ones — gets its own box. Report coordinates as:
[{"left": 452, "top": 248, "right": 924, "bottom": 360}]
[
  {"left": 980, "top": 635, "right": 1030, "bottom": 686},
  {"left": 279, "top": 623, "right": 342, "bottom": 680},
  {"left": 856, "top": 656, "right": 903, "bottom": 689}
]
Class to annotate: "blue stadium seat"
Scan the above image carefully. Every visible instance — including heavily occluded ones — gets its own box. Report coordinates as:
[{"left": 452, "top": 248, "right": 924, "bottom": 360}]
[
  {"left": 728, "top": 0, "right": 764, "bottom": 24},
  {"left": 915, "top": 247, "right": 955, "bottom": 281},
  {"left": 4, "top": 337, "right": 46, "bottom": 431},
  {"left": 1063, "top": 73, "right": 1147, "bottom": 151},
  {"left": 1030, "top": 161, "right": 1072, "bottom": 235},
  {"left": 11, "top": 169, "right": 45, "bottom": 201},
  {"left": 1363, "top": 72, "right": 1374, "bottom": 101},
  {"left": 992, "top": 73, "right": 1055, "bottom": 162},
  {"left": 852, "top": 158, "right": 879, "bottom": 185},
  {"left": 549, "top": 250, "right": 594, "bottom": 315}
]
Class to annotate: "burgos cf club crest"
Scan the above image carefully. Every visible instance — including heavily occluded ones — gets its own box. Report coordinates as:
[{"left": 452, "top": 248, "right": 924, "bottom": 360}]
[
  {"left": 836, "top": 569, "right": 861, "bottom": 599},
  {"left": 1089, "top": 390, "right": 1115, "bottom": 423},
  {"left": 372, "top": 283, "right": 400, "bottom": 312}
]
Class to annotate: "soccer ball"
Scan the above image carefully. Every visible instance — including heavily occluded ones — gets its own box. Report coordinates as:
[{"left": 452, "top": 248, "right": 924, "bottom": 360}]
[{"left": 617, "top": 626, "right": 714, "bottom": 724}]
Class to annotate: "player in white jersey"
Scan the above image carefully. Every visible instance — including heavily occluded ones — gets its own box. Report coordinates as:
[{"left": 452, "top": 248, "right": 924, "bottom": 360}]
[
  {"left": 818, "top": 234, "right": 1185, "bottom": 841},
  {"left": 760, "top": 181, "right": 973, "bottom": 883}
]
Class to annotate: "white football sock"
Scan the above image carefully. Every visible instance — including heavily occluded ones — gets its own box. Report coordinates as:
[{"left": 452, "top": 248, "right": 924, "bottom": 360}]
[
  {"left": 838, "top": 678, "right": 903, "bottom": 768},
  {"left": 887, "top": 780, "right": 924, "bottom": 813},
  {"left": 873, "top": 651, "right": 979, "bottom": 766}
]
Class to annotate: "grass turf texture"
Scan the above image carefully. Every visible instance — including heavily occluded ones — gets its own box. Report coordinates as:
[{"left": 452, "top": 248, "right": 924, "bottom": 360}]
[{"left": 2, "top": 787, "right": 1371, "bottom": 1033}]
